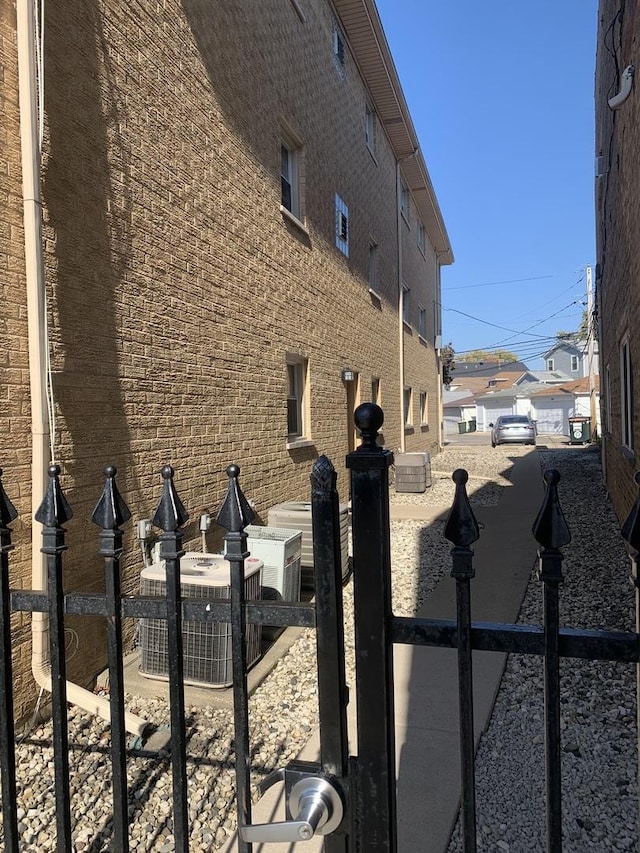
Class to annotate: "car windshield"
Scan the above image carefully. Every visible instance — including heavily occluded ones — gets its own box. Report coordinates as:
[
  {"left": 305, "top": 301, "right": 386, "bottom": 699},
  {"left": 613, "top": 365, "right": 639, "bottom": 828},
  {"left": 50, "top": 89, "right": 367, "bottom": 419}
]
[{"left": 499, "top": 416, "right": 530, "bottom": 425}]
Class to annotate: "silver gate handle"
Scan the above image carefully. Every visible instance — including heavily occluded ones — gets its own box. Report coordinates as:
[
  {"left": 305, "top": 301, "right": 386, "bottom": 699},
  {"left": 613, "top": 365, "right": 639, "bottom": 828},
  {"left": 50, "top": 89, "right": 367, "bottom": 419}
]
[{"left": 239, "top": 776, "right": 344, "bottom": 843}]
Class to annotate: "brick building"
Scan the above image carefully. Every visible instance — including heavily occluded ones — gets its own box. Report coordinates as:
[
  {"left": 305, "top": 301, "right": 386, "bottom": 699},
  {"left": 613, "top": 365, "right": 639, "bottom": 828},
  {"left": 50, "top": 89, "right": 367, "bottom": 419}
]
[
  {"left": 2, "top": 0, "right": 452, "bottom": 721},
  {"left": 594, "top": 0, "right": 639, "bottom": 520}
]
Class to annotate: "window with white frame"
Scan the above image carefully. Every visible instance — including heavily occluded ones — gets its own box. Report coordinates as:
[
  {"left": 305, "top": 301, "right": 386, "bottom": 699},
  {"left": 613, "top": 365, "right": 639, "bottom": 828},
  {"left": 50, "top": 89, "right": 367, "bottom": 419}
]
[
  {"left": 365, "top": 103, "right": 376, "bottom": 153},
  {"left": 418, "top": 306, "right": 427, "bottom": 339},
  {"left": 621, "top": 338, "right": 633, "bottom": 448},
  {"left": 605, "top": 364, "right": 612, "bottom": 434},
  {"left": 417, "top": 222, "right": 426, "bottom": 253},
  {"left": 546, "top": 358, "right": 555, "bottom": 371},
  {"left": 332, "top": 23, "right": 346, "bottom": 76},
  {"left": 335, "top": 194, "right": 349, "bottom": 256},
  {"left": 571, "top": 354, "right": 579, "bottom": 372},
  {"left": 400, "top": 180, "right": 410, "bottom": 222},
  {"left": 286, "top": 355, "right": 309, "bottom": 441},
  {"left": 403, "top": 387, "right": 413, "bottom": 426},
  {"left": 281, "top": 132, "right": 303, "bottom": 221},
  {"left": 419, "top": 391, "right": 428, "bottom": 425},
  {"left": 402, "top": 285, "right": 410, "bottom": 325}
]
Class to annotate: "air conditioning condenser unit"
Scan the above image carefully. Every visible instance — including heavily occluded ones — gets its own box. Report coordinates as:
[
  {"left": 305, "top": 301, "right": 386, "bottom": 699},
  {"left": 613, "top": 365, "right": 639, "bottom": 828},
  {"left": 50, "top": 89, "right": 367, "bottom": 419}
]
[{"left": 138, "top": 552, "right": 262, "bottom": 688}]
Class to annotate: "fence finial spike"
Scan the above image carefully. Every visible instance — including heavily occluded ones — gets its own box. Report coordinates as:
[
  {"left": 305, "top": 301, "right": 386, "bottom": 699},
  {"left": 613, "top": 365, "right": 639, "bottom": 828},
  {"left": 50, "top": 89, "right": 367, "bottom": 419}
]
[
  {"left": 311, "top": 455, "right": 337, "bottom": 496},
  {"left": 354, "top": 402, "right": 384, "bottom": 452},
  {"left": 0, "top": 469, "right": 18, "bottom": 527},
  {"left": 621, "top": 471, "right": 640, "bottom": 552},
  {"left": 91, "top": 465, "right": 132, "bottom": 530},
  {"left": 151, "top": 465, "right": 189, "bottom": 532},
  {"left": 34, "top": 464, "right": 73, "bottom": 527},
  {"left": 532, "top": 469, "right": 571, "bottom": 549},
  {"left": 216, "top": 464, "right": 255, "bottom": 533},
  {"left": 444, "top": 469, "right": 480, "bottom": 546}
]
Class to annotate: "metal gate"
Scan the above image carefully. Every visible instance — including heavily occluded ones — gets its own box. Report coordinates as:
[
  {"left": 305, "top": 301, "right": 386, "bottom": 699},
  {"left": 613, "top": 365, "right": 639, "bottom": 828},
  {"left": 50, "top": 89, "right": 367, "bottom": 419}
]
[{"left": 1, "top": 402, "right": 639, "bottom": 851}]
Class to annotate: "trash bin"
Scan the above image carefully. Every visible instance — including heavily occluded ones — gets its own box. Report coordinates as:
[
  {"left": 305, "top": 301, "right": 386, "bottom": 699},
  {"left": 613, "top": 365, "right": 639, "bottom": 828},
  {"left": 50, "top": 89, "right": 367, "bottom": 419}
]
[
  {"left": 468, "top": 419, "right": 477, "bottom": 433},
  {"left": 458, "top": 421, "right": 468, "bottom": 434},
  {"left": 568, "top": 416, "right": 591, "bottom": 445}
]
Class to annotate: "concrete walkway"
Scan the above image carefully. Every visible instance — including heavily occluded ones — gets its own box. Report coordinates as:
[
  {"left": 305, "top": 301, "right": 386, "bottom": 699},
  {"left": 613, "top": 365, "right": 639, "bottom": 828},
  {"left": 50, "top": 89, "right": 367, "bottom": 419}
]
[{"left": 223, "top": 446, "right": 545, "bottom": 851}]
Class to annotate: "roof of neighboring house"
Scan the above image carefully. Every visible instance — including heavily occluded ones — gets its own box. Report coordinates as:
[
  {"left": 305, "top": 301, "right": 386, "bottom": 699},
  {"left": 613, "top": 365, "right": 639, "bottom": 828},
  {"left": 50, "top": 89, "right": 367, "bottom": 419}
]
[
  {"left": 520, "top": 370, "right": 571, "bottom": 384},
  {"left": 334, "top": 0, "right": 453, "bottom": 263},
  {"left": 443, "top": 393, "right": 476, "bottom": 409},
  {"left": 475, "top": 382, "right": 557, "bottom": 403},
  {"left": 447, "top": 371, "right": 526, "bottom": 396},
  {"left": 542, "top": 339, "right": 585, "bottom": 358},
  {"left": 529, "top": 376, "right": 601, "bottom": 397}
]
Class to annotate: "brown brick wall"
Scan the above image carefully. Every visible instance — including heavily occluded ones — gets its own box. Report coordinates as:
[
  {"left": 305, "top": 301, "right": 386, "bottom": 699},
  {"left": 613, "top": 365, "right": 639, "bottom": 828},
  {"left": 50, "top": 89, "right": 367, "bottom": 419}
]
[
  {"left": 595, "top": 0, "right": 640, "bottom": 522},
  {"left": 3, "top": 0, "right": 445, "bottom": 715}
]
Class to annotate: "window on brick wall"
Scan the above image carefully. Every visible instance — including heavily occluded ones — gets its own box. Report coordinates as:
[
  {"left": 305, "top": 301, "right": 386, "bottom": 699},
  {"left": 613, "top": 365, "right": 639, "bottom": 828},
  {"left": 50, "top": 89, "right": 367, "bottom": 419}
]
[
  {"left": 400, "top": 180, "right": 410, "bottom": 222},
  {"left": 281, "top": 133, "right": 303, "bottom": 222},
  {"left": 332, "top": 23, "right": 346, "bottom": 77},
  {"left": 365, "top": 103, "right": 376, "bottom": 154},
  {"left": 368, "top": 242, "right": 378, "bottom": 291},
  {"left": 418, "top": 306, "right": 427, "bottom": 339},
  {"left": 335, "top": 194, "right": 349, "bottom": 256},
  {"left": 402, "top": 285, "right": 410, "bottom": 325},
  {"left": 420, "top": 391, "right": 428, "bottom": 425},
  {"left": 417, "top": 221, "right": 426, "bottom": 254},
  {"left": 287, "top": 355, "right": 309, "bottom": 442},
  {"left": 403, "top": 387, "right": 413, "bottom": 427},
  {"left": 621, "top": 337, "right": 633, "bottom": 449},
  {"left": 371, "top": 376, "right": 380, "bottom": 406},
  {"left": 605, "top": 364, "right": 612, "bottom": 433}
]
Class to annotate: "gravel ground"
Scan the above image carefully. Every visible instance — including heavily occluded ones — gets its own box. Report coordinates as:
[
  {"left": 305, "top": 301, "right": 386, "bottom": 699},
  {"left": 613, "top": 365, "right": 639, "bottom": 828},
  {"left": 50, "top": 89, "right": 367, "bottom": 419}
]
[{"left": 8, "top": 444, "right": 638, "bottom": 852}]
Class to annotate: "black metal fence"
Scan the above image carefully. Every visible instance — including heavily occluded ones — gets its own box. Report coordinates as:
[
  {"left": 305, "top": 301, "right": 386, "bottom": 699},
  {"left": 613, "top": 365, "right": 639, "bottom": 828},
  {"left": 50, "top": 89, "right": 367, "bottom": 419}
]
[{"left": 0, "top": 401, "right": 639, "bottom": 852}]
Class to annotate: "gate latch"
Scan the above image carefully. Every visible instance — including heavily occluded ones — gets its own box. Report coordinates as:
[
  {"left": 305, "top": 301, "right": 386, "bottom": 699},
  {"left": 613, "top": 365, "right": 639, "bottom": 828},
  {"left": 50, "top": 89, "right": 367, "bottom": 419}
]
[{"left": 239, "top": 769, "right": 344, "bottom": 844}]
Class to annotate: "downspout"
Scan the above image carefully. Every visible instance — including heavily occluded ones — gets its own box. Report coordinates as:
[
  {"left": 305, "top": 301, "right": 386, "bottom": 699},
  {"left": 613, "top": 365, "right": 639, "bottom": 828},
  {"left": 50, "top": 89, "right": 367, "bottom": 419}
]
[
  {"left": 17, "top": 0, "right": 149, "bottom": 738},
  {"left": 396, "top": 162, "right": 406, "bottom": 452}
]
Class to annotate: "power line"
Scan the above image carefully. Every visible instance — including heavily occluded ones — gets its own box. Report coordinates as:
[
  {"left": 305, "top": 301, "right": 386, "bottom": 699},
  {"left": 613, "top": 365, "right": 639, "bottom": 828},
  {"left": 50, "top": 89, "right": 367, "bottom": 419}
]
[{"left": 443, "top": 274, "right": 553, "bottom": 291}]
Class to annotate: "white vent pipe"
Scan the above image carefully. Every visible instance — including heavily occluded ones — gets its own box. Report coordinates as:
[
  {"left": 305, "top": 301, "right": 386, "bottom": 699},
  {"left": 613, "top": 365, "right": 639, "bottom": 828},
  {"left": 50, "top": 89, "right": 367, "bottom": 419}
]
[{"left": 16, "top": 0, "right": 148, "bottom": 738}]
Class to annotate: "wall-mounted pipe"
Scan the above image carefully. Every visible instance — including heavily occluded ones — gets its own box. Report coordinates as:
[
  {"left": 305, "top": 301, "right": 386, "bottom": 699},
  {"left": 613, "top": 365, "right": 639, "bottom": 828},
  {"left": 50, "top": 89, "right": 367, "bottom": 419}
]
[
  {"left": 608, "top": 64, "right": 634, "bottom": 110},
  {"left": 16, "top": 0, "right": 149, "bottom": 738}
]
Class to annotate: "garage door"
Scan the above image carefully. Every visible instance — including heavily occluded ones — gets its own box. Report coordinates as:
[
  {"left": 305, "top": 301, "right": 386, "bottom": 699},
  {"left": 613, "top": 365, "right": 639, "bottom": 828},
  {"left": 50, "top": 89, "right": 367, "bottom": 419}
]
[
  {"left": 444, "top": 414, "right": 461, "bottom": 436},
  {"left": 482, "top": 404, "right": 514, "bottom": 430},
  {"left": 533, "top": 400, "right": 573, "bottom": 435}
]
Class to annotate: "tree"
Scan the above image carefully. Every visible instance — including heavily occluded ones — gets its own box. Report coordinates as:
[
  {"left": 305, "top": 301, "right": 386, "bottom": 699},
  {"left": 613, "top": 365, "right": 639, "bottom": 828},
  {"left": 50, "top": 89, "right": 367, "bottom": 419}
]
[
  {"left": 456, "top": 348, "right": 519, "bottom": 365},
  {"left": 441, "top": 342, "right": 455, "bottom": 386}
]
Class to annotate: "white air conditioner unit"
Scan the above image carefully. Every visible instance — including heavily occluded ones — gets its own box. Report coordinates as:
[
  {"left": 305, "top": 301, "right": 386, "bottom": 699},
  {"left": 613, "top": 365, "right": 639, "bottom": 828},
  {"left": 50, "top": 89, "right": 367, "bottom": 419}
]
[
  {"left": 245, "top": 526, "right": 302, "bottom": 603},
  {"left": 138, "top": 552, "right": 262, "bottom": 688},
  {"left": 267, "top": 502, "right": 350, "bottom": 588}
]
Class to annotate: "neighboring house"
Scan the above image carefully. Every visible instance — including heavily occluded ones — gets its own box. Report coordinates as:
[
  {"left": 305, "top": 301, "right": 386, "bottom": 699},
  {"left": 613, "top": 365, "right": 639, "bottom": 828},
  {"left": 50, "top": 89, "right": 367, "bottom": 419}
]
[
  {"left": 2, "top": 0, "right": 452, "bottom": 720},
  {"left": 476, "top": 378, "right": 601, "bottom": 436},
  {"left": 442, "top": 391, "right": 477, "bottom": 436},
  {"left": 594, "top": 0, "right": 639, "bottom": 521},
  {"left": 541, "top": 339, "right": 599, "bottom": 378}
]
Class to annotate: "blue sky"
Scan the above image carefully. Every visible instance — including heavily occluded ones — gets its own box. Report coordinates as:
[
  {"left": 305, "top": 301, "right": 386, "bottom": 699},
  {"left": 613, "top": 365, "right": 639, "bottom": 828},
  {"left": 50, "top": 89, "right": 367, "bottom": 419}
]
[{"left": 375, "top": 0, "right": 598, "bottom": 369}]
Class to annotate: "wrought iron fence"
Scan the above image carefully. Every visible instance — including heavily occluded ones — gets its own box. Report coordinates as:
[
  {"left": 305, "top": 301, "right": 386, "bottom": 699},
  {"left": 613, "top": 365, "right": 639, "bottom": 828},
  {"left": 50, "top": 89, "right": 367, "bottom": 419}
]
[{"left": 0, "top": 401, "right": 638, "bottom": 852}]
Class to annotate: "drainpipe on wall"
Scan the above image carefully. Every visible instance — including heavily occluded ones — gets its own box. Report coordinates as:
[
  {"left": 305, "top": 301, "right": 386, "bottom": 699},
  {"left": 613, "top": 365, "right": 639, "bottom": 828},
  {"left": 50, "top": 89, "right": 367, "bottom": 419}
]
[
  {"left": 17, "top": 0, "right": 148, "bottom": 738},
  {"left": 396, "top": 162, "right": 406, "bottom": 453}
]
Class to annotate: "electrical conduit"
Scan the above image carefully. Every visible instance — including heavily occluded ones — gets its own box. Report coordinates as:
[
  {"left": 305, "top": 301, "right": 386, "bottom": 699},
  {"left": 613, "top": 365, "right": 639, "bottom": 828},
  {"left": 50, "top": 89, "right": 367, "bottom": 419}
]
[{"left": 17, "top": 0, "right": 148, "bottom": 738}]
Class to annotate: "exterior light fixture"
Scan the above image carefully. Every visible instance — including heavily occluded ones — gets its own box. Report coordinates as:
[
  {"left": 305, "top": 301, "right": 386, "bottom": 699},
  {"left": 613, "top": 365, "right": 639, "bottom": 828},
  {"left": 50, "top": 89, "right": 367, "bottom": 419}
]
[{"left": 341, "top": 369, "right": 355, "bottom": 382}]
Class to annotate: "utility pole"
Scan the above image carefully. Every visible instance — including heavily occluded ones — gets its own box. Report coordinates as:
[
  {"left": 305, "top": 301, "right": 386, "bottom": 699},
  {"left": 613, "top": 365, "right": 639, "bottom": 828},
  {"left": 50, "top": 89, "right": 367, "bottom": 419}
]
[{"left": 586, "top": 265, "right": 598, "bottom": 437}]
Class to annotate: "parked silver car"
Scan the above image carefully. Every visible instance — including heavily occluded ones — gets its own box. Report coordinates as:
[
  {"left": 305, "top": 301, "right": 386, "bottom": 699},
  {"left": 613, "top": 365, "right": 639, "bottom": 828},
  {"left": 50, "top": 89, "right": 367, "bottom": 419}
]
[{"left": 490, "top": 415, "right": 536, "bottom": 447}]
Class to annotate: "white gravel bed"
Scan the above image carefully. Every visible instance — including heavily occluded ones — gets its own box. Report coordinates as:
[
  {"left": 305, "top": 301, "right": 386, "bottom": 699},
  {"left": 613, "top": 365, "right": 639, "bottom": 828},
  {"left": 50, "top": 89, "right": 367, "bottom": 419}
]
[
  {"left": 9, "top": 444, "right": 637, "bottom": 851},
  {"left": 447, "top": 445, "right": 637, "bottom": 853}
]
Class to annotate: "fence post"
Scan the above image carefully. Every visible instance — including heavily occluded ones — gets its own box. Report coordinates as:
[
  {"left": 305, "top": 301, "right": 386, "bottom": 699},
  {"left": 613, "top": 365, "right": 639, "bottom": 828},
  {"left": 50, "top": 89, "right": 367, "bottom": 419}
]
[
  {"left": 532, "top": 469, "right": 571, "bottom": 853},
  {"left": 216, "top": 464, "right": 255, "bottom": 853},
  {"left": 151, "top": 465, "right": 190, "bottom": 853},
  {"left": 444, "top": 469, "right": 480, "bottom": 853},
  {"left": 620, "top": 470, "right": 640, "bottom": 853},
  {"left": 35, "top": 464, "right": 74, "bottom": 853},
  {"left": 346, "top": 403, "right": 396, "bottom": 852},
  {"left": 0, "top": 470, "right": 19, "bottom": 853},
  {"left": 91, "top": 465, "right": 132, "bottom": 853}
]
